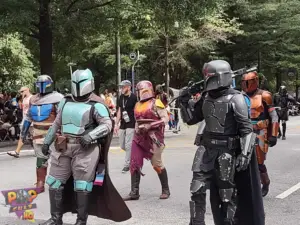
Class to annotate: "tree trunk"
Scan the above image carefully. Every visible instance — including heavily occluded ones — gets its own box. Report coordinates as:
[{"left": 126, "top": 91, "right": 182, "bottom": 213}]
[
  {"left": 296, "top": 72, "right": 299, "bottom": 101},
  {"left": 115, "top": 31, "right": 121, "bottom": 87},
  {"left": 276, "top": 68, "right": 281, "bottom": 92},
  {"left": 257, "top": 50, "right": 261, "bottom": 72},
  {"left": 165, "top": 35, "right": 170, "bottom": 97},
  {"left": 39, "top": 0, "right": 53, "bottom": 78},
  {"left": 94, "top": 74, "right": 101, "bottom": 95}
]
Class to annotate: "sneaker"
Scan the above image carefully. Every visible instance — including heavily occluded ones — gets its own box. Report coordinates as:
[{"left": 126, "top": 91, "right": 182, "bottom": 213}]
[{"left": 122, "top": 166, "right": 130, "bottom": 173}]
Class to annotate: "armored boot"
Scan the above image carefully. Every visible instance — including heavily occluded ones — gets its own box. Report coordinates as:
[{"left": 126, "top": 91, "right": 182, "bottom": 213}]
[
  {"left": 158, "top": 168, "right": 170, "bottom": 199},
  {"left": 282, "top": 123, "right": 287, "bottom": 140},
  {"left": 36, "top": 167, "right": 47, "bottom": 193},
  {"left": 277, "top": 127, "right": 282, "bottom": 139},
  {"left": 123, "top": 171, "right": 141, "bottom": 201},
  {"left": 39, "top": 187, "right": 64, "bottom": 225},
  {"left": 261, "top": 172, "right": 270, "bottom": 197},
  {"left": 74, "top": 191, "right": 90, "bottom": 225},
  {"left": 189, "top": 193, "right": 206, "bottom": 225}
]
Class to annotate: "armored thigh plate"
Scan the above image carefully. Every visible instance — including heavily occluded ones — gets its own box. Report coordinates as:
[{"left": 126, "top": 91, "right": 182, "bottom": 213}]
[
  {"left": 219, "top": 188, "right": 235, "bottom": 203},
  {"left": 62, "top": 102, "right": 92, "bottom": 135},
  {"left": 218, "top": 153, "right": 234, "bottom": 182},
  {"left": 192, "top": 146, "right": 206, "bottom": 172}
]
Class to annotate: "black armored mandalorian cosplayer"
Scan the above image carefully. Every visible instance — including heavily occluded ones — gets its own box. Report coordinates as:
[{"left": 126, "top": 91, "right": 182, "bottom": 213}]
[
  {"left": 274, "top": 85, "right": 300, "bottom": 140},
  {"left": 179, "top": 60, "right": 264, "bottom": 225}
]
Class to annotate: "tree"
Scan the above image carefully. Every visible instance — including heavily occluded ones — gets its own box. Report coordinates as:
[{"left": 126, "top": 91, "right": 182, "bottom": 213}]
[
  {"left": 0, "top": 0, "right": 114, "bottom": 78},
  {"left": 0, "top": 33, "right": 35, "bottom": 91},
  {"left": 220, "top": 0, "right": 300, "bottom": 92}
]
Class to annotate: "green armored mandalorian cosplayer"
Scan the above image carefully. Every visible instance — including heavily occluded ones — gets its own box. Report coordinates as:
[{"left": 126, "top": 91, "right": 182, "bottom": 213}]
[{"left": 40, "top": 69, "right": 131, "bottom": 225}]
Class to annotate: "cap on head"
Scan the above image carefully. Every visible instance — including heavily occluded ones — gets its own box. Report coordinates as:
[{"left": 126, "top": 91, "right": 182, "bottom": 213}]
[
  {"left": 36, "top": 75, "right": 53, "bottom": 94},
  {"left": 119, "top": 80, "right": 131, "bottom": 87},
  {"left": 203, "top": 60, "right": 233, "bottom": 91},
  {"left": 19, "top": 86, "right": 29, "bottom": 93},
  {"left": 136, "top": 80, "right": 154, "bottom": 101},
  {"left": 241, "top": 72, "right": 259, "bottom": 94},
  {"left": 71, "top": 69, "right": 95, "bottom": 97}
]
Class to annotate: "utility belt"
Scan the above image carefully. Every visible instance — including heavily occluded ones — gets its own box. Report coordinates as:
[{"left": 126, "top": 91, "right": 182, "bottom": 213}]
[
  {"left": 203, "top": 134, "right": 240, "bottom": 150},
  {"left": 32, "top": 134, "right": 45, "bottom": 140},
  {"left": 54, "top": 134, "right": 97, "bottom": 151},
  {"left": 252, "top": 119, "right": 268, "bottom": 130},
  {"left": 33, "top": 124, "right": 51, "bottom": 130}
]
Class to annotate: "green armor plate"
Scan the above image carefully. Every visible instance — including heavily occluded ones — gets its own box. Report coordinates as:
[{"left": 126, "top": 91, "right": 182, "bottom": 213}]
[{"left": 62, "top": 102, "right": 92, "bottom": 135}]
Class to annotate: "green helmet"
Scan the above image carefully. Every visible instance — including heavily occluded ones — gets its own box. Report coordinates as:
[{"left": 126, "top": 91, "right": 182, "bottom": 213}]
[{"left": 71, "top": 69, "right": 95, "bottom": 97}]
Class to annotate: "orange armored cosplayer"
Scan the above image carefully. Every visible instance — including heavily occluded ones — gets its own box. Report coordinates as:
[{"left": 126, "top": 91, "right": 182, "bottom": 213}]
[{"left": 242, "top": 72, "right": 278, "bottom": 197}]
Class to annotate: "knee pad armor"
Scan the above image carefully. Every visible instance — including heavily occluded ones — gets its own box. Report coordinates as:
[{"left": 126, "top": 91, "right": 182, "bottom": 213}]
[
  {"left": 46, "top": 175, "right": 63, "bottom": 189},
  {"left": 36, "top": 158, "right": 47, "bottom": 168},
  {"left": 190, "top": 180, "right": 207, "bottom": 195},
  {"left": 74, "top": 180, "right": 93, "bottom": 192},
  {"left": 153, "top": 166, "right": 162, "bottom": 174}
]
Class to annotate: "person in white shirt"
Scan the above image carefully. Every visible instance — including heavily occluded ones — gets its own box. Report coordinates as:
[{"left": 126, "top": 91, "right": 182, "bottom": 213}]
[{"left": 7, "top": 86, "right": 32, "bottom": 158}]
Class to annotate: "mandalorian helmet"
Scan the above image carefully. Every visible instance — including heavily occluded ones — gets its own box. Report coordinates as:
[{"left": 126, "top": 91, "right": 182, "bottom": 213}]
[
  {"left": 71, "top": 69, "right": 95, "bottom": 97},
  {"left": 203, "top": 60, "right": 233, "bottom": 91},
  {"left": 241, "top": 72, "right": 259, "bottom": 94},
  {"left": 279, "top": 85, "right": 287, "bottom": 96},
  {"left": 36, "top": 75, "right": 54, "bottom": 94},
  {"left": 136, "top": 80, "right": 154, "bottom": 102}
]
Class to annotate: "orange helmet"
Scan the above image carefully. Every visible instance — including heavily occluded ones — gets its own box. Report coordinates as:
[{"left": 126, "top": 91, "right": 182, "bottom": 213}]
[
  {"left": 136, "top": 80, "right": 154, "bottom": 101},
  {"left": 241, "top": 72, "right": 259, "bottom": 94}
]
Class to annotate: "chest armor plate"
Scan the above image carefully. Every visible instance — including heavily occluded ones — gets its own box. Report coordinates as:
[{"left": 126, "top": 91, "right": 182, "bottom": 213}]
[
  {"left": 62, "top": 102, "right": 92, "bottom": 135},
  {"left": 30, "top": 104, "right": 55, "bottom": 122},
  {"left": 279, "top": 96, "right": 288, "bottom": 108},
  {"left": 250, "top": 94, "right": 264, "bottom": 119},
  {"left": 134, "top": 99, "right": 160, "bottom": 121},
  {"left": 202, "top": 95, "right": 230, "bottom": 133}
]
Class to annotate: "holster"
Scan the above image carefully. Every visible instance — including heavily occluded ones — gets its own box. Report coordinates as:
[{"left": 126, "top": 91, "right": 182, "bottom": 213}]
[
  {"left": 55, "top": 135, "right": 67, "bottom": 151},
  {"left": 149, "top": 132, "right": 162, "bottom": 147},
  {"left": 254, "top": 119, "right": 269, "bottom": 130}
]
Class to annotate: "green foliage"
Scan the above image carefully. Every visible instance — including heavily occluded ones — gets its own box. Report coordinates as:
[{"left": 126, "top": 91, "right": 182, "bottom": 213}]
[
  {"left": 0, "top": 33, "right": 35, "bottom": 91},
  {"left": 0, "top": 0, "right": 300, "bottom": 92}
]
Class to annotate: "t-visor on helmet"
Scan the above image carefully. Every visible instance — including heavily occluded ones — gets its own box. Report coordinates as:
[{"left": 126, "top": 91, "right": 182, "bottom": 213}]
[
  {"left": 36, "top": 75, "right": 54, "bottom": 94},
  {"left": 203, "top": 60, "right": 233, "bottom": 92},
  {"left": 71, "top": 69, "right": 95, "bottom": 97}
]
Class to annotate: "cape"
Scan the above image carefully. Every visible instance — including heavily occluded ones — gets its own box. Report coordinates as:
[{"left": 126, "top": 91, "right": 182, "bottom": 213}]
[
  {"left": 60, "top": 93, "right": 132, "bottom": 222},
  {"left": 210, "top": 150, "right": 265, "bottom": 225},
  {"left": 30, "top": 91, "right": 64, "bottom": 105}
]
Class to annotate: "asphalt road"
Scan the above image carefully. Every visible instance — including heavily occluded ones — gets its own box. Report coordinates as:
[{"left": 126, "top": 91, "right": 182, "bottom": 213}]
[{"left": 1, "top": 118, "right": 300, "bottom": 225}]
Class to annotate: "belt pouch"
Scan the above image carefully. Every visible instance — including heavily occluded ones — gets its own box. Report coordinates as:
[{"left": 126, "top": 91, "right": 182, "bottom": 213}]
[{"left": 55, "top": 135, "right": 67, "bottom": 151}]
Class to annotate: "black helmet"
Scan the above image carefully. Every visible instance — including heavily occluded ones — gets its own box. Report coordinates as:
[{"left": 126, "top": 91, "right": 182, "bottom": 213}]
[
  {"left": 203, "top": 60, "right": 232, "bottom": 91},
  {"left": 279, "top": 86, "right": 287, "bottom": 96},
  {"left": 35, "top": 75, "right": 53, "bottom": 94}
]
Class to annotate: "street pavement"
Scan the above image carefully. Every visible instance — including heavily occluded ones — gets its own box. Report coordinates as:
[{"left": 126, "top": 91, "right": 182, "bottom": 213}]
[{"left": 1, "top": 117, "right": 300, "bottom": 224}]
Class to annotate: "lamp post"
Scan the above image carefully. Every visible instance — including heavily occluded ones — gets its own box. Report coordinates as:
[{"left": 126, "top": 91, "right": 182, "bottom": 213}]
[
  {"left": 130, "top": 51, "right": 140, "bottom": 93},
  {"left": 67, "top": 62, "right": 76, "bottom": 76}
]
